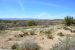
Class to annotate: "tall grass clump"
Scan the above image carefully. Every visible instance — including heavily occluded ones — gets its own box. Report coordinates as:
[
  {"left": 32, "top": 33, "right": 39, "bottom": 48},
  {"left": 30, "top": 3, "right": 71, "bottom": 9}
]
[{"left": 50, "top": 36, "right": 75, "bottom": 50}]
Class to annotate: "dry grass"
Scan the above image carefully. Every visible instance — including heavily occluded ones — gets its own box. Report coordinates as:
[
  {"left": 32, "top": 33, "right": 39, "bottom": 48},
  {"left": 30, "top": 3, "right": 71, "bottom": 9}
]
[
  {"left": 57, "top": 32, "right": 64, "bottom": 37},
  {"left": 47, "top": 35, "right": 54, "bottom": 39},
  {"left": 63, "top": 26, "right": 71, "bottom": 31},
  {"left": 0, "top": 25, "right": 75, "bottom": 50},
  {"left": 11, "top": 39, "right": 40, "bottom": 50},
  {"left": 50, "top": 36, "right": 75, "bottom": 50},
  {"left": 29, "top": 30, "right": 36, "bottom": 35},
  {"left": 44, "top": 29, "right": 54, "bottom": 39}
]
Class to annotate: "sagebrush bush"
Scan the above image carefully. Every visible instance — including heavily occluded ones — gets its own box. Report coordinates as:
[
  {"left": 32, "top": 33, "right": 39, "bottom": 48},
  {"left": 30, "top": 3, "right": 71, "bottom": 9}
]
[
  {"left": 14, "top": 34, "right": 24, "bottom": 38},
  {"left": 29, "top": 30, "right": 36, "bottom": 35},
  {"left": 50, "top": 36, "right": 75, "bottom": 50},
  {"left": 45, "top": 29, "right": 54, "bottom": 39},
  {"left": 11, "top": 44, "right": 18, "bottom": 49},
  {"left": 70, "top": 29, "right": 75, "bottom": 33},
  {"left": 22, "top": 31, "right": 29, "bottom": 36},
  {"left": 0, "top": 25, "right": 7, "bottom": 30},
  {"left": 47, "top": 34, "right": 54, "bottom": 39},
  {"left": 45, "top": 30, "right": 52, "bottom": 35},
  {"left": 57, "top": 32, "right": 64, "bottom": 37},
  {"left": 11, "top": 39, "right": 40, "bottom": 50},
  {"left": 63, "top": 27, "right": 71, "bottom": 30}
]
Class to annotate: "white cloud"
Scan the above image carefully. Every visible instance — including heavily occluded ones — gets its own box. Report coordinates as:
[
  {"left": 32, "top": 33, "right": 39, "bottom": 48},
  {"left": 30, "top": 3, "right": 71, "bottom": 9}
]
[
  {"left": 18, "top": 0, "right": 25, "bottom": 12},
  {"left": 33, "top": 12, "right": 57, "bottom": 19},
  {"left": 33, "top": 12, "right": 75, "bottom": 19}
]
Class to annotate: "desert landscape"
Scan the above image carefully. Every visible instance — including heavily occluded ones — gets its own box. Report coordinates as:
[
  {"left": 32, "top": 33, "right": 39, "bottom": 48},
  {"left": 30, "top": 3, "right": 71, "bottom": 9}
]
[
  {"left": 0, "top": 0, "right": 75, "bottom": 50},
  {"left": 0, "top": 16, "right": 75, "bottom": 50}
]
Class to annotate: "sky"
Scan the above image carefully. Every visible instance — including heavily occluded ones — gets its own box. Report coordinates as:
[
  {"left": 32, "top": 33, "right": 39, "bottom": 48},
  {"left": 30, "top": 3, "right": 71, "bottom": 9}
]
[{"left": 0, "top": 0, "right": 75, "bottom": 19}]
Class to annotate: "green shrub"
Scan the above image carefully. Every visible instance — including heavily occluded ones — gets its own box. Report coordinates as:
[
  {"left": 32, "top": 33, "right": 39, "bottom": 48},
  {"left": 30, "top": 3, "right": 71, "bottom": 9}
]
[
  {"left": 64, "top": 16, "right": 73, "bottom": 26},
  {"left": 73, "top": 19, "right": 75, "bottom": 24},
  {"left": 28, "top": 20, "right": 37, "bottom": 26}
]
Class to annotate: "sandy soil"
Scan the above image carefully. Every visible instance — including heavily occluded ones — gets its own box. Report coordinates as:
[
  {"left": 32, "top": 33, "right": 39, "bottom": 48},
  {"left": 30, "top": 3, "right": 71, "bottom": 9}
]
[{"left": 0, "top": 27, "right": 75, "bottom": 50}]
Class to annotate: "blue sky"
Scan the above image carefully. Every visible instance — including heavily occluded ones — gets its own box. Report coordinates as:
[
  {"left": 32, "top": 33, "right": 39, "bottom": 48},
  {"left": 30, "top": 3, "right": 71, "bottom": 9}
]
[{"left": 0, "top": 0, "right": 75, "bottom": 19}]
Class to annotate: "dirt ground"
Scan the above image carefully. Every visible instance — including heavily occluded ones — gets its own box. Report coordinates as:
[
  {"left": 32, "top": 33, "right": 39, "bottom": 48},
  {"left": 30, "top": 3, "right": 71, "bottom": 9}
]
[{"left": 0, "top": 26, "right": 75, "bottom": 50}]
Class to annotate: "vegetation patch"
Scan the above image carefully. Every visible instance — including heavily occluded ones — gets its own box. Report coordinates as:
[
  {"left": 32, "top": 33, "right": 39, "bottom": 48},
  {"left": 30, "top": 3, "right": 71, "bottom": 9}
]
[
  {"left": 11, "top": 39, "right": 40, "bottom": 50},
  {"left": 50, "top": 36, "right": 75, "bottom": 50},
  {"left": 22, "top": 31, "right": 29, "bottom": 36},
  {"left": 57, "top": 32, "right": 64, "bottom": 37},
  {"left": 47, "top": 34, "right": 54, "bottom": 39},
  {"left": 64, "top": 16, "right": 73, "bottom": 26},
  {"left": 63, "top": 26, "right": 71, "bottom": 30},
  {"left": 0, "top": 30, "right": 7, "bottom": 35},
  {"left": 44, "top": 29, "right": 54, "bottom": 39},
  {"left": 29, "top": 30, "right": 36, "bottom": 35}
]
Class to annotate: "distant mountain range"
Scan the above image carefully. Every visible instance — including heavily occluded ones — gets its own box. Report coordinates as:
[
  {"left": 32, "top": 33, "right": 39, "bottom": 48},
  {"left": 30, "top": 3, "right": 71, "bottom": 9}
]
[
  {"left": 0, "top": 18, "right": 63, "bottom": 21},
  {"left": 0, "top": 18, "right": 37, "bottom": 20}
]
